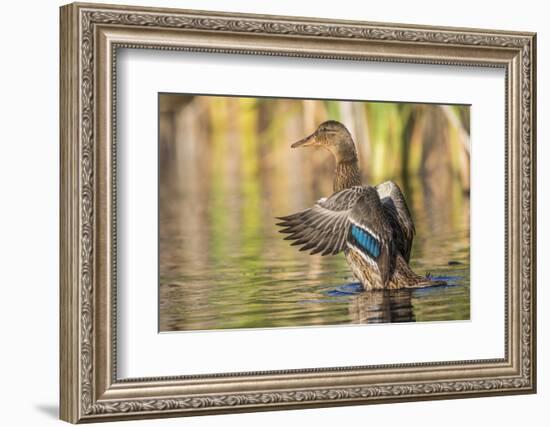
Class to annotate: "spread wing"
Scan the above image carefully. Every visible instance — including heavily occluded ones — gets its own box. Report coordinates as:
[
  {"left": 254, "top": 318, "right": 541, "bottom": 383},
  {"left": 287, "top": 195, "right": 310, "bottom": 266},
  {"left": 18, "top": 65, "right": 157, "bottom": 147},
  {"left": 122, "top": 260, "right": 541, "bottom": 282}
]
[
  {"left": 376, "top": 181, "right": 415, "bottom": 262},
  {"left": 347, "top": 189, "right": 395, "bottom": 285},
  {"left": 276, "top": 186, "right": 369, "bottom": 256}
]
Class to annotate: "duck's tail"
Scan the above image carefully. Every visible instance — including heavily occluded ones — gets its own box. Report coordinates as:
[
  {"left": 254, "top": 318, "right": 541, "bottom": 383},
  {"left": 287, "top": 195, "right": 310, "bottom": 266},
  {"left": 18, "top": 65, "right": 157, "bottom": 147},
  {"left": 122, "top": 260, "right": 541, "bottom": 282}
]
[{"left": 388, "top": 255, "right": 447, "bottom": 289}]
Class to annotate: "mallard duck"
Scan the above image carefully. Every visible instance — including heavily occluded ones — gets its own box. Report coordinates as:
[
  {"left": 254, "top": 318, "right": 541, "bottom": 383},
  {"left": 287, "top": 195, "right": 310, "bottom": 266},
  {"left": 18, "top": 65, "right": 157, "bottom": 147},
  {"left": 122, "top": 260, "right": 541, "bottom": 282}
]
[{"left": 277, "top": 120, "right": 445, "bottom": 290}]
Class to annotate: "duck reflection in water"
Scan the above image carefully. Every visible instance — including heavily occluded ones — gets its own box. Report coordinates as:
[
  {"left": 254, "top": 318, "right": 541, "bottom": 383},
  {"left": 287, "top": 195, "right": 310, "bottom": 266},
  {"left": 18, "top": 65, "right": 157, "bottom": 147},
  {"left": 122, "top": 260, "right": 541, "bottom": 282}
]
[{"left": 349, "top": 289, "right": 415, "bottom": 324}]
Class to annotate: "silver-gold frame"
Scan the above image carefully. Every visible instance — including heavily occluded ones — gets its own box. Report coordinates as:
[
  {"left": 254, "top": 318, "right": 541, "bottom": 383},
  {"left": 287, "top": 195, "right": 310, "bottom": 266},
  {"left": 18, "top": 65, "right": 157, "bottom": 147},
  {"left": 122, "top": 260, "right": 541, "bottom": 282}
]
[{"left": 60, "top": 2, "right": 537, "bottom": 423}]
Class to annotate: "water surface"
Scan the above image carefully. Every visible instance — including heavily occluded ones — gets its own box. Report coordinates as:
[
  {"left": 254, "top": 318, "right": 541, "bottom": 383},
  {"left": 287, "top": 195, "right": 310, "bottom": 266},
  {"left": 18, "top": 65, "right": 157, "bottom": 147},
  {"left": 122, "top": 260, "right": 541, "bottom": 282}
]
[{"left": 159, "top": 172, "right": 470, "bottom": 332}]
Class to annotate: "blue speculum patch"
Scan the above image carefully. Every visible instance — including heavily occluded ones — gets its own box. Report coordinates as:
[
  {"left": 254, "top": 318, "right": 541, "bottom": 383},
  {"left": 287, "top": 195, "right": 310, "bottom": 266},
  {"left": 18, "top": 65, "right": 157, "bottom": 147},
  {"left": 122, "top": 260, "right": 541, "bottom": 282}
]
[{"left": 351, "top": 224, "right": 380, "bottom": 258}]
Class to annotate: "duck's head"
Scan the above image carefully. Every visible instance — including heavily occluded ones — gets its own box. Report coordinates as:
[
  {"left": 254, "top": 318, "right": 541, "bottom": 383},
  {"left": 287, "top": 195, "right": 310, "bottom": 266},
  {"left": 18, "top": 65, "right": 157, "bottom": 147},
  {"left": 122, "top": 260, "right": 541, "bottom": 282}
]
[{"left": 291, "top": 120, "right": 357, "bottom": 162}]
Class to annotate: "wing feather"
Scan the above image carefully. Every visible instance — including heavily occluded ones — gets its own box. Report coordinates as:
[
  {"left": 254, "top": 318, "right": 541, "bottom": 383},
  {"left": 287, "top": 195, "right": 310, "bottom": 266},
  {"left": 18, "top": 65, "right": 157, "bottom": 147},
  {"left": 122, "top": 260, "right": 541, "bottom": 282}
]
[
  {"left": 376, "top": 181, "right": 415, "bottom": 262},
  {"left": 276, "top": 186, "right": 370, "bottom": 256},
  {"left": 347, "top": 187, "right": 396, "bottom": 285}
]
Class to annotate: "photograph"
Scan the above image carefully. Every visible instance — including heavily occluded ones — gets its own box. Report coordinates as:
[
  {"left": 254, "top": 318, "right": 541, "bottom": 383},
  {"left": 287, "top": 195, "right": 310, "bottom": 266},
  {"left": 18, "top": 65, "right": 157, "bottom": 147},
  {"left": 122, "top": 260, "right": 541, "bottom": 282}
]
[{"left": 158, "top": 94, "right": 471, "bottom": 332}]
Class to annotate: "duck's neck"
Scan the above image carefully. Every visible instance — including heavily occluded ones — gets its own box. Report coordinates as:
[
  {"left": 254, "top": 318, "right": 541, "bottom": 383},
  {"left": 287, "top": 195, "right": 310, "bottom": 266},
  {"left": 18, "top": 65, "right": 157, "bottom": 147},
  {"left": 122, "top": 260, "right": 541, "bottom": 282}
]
[{"left": 334, "top": 156, "right": 362, "bottom": 192}]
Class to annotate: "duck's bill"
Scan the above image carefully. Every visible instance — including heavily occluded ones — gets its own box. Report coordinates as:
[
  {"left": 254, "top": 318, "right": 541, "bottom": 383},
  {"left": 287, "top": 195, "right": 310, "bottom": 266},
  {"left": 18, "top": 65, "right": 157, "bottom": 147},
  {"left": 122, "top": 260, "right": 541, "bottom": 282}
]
[{"left": 291, "top": 132, "right": 317, "bottom": 148}]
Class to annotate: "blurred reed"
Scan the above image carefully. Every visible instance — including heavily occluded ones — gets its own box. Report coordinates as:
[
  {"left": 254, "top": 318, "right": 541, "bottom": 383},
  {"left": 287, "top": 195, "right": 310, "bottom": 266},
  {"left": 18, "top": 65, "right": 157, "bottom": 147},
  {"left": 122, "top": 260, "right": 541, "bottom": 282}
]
[{"left": 159, "top": 94, "right": 470, "bottom": 195}]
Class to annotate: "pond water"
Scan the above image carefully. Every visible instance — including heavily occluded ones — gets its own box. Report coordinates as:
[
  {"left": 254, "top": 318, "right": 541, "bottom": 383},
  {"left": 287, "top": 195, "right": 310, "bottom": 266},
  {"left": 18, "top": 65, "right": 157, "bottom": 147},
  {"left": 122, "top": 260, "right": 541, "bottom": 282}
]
[{"left": 159, "top": 171, "right": 470, "bottom": 332}]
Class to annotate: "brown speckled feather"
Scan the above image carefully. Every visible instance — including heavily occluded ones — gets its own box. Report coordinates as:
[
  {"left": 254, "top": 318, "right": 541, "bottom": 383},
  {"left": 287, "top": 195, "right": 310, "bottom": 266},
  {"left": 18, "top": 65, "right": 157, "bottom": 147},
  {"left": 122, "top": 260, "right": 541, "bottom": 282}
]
[{"left": 334, "top": 159, "right": 362, "bottom": 192}]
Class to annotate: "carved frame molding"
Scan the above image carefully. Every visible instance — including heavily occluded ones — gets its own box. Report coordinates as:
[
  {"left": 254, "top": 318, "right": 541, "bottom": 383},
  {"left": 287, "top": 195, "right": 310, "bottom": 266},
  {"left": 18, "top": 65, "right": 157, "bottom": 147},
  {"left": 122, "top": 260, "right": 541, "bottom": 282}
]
[{"left": 60, "top": 2, "right": 536, "bottom": 423}]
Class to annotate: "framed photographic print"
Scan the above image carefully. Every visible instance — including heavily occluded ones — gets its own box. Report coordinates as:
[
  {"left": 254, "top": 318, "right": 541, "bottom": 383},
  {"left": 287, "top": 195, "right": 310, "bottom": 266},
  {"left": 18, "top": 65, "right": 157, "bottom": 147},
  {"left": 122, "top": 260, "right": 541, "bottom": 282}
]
[{"left": 60, "top": 2, "right": 537, "bottom": 423}]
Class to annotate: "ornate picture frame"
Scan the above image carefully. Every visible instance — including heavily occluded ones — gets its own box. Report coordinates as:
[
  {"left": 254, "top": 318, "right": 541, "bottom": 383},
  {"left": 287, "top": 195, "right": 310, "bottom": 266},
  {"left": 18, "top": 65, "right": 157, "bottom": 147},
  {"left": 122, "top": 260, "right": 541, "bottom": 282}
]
[{"left": 60, "top": 2, "right": 536, "bottom": 423}]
